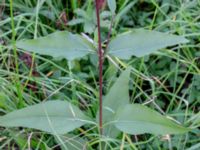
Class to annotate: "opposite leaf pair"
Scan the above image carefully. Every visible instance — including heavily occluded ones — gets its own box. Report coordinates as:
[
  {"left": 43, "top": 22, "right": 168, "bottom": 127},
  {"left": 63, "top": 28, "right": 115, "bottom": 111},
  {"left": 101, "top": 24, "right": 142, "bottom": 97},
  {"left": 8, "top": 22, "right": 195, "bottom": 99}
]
[
  {"left": 16, "top": 29, "right": 188, "bottom": 61},
  {"left": 0, "top": 68, "right": 190, "bottom": 136}
]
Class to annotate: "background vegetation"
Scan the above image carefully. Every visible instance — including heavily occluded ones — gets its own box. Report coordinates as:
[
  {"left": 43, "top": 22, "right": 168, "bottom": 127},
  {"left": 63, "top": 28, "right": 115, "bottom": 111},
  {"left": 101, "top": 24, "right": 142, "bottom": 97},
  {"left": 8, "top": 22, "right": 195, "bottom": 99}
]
[{"left": 0, "top": 0, "right": 200, "bottom": 149}]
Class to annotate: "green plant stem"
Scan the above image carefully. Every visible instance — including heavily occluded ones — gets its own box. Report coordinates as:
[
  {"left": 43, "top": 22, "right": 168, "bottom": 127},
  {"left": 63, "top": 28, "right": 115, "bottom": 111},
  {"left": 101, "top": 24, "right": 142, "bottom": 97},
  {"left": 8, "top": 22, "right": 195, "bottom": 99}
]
[
  {"left": 10, "top": 0, "right": 23, "bottom": 107},
  {"left": 95, "top": 0, "right": 103, "bottom": 135}
]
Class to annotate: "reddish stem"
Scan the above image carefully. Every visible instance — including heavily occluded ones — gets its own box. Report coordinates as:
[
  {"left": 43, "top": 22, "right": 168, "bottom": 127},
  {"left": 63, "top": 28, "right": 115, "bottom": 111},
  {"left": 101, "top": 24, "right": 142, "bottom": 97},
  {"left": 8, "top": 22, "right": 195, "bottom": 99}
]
[{"left": 95, "top": 0, "right": 103, "bottom": 135}]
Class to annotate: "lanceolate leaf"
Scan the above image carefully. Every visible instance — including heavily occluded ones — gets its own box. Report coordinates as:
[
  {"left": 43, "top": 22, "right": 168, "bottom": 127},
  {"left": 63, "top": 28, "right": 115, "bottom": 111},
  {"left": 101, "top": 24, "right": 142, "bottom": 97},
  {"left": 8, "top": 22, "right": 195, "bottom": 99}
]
[
  {"left": 16, "top": 31, "right": 95, "bottom": 60},
  {"left": 0, "top": 101, "right": 93, "bottom": 134},
  {"left": 97, "top": 67, "right": 131, "bottom": 137},
  {"left": 107, "top": 0, "right": 116, "bottom": 14},
  {"left": 114, "top": 104, "right": 190, "bottom": 135},
  {"left": 108, "top": 29, "right": 189, "bottom": 59}
]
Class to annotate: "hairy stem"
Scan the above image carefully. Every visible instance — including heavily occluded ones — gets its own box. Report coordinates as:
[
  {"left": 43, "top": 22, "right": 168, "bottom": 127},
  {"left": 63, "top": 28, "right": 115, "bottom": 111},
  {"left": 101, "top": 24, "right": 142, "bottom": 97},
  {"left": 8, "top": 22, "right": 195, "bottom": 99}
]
[{"left": 95, "top": 0, "right": 103, "bottom": 135}]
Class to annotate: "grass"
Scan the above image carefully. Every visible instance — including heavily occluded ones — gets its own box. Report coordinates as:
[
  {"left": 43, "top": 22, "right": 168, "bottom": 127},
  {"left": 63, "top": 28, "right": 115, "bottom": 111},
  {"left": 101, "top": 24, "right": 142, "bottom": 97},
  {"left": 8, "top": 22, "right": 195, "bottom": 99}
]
[{"left": 0, "top": 0, "right": 200, "bottom": 149}]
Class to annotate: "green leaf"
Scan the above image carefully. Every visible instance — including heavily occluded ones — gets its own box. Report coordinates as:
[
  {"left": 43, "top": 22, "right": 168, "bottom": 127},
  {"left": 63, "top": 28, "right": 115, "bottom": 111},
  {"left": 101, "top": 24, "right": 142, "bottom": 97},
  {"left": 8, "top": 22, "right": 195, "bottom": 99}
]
[
  {"left": 186, "top": 142, "right": 200, "bottom": 150},
  {"left": 0, "top": 100, "right": 93, "bottom": 134},
  {"left": 16, "top": 31, "right": 95, "bottom": 60},
  {"left": 114, "top": 1, "right": 137, "bottom": 28},
  {"left": 108, "top": 29, "right": 189, "bottom": 59},
  {"left": 55, "top": 134, "right": 88, "bottom": 150},
  {"left": 107, "top": 0, "right": 116, "bottom": 14},
  {"left": 189, "top": 112, "right": 200, "bottom": 127},
  {"left": 67, "top": 18, "right": 85, "bottom": 26},
  {"left": 97, "top": 67, "right": 131, "bottom": 137},
  {"left": 114, "top": 104, "right": 190, "bottom": 135}
]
